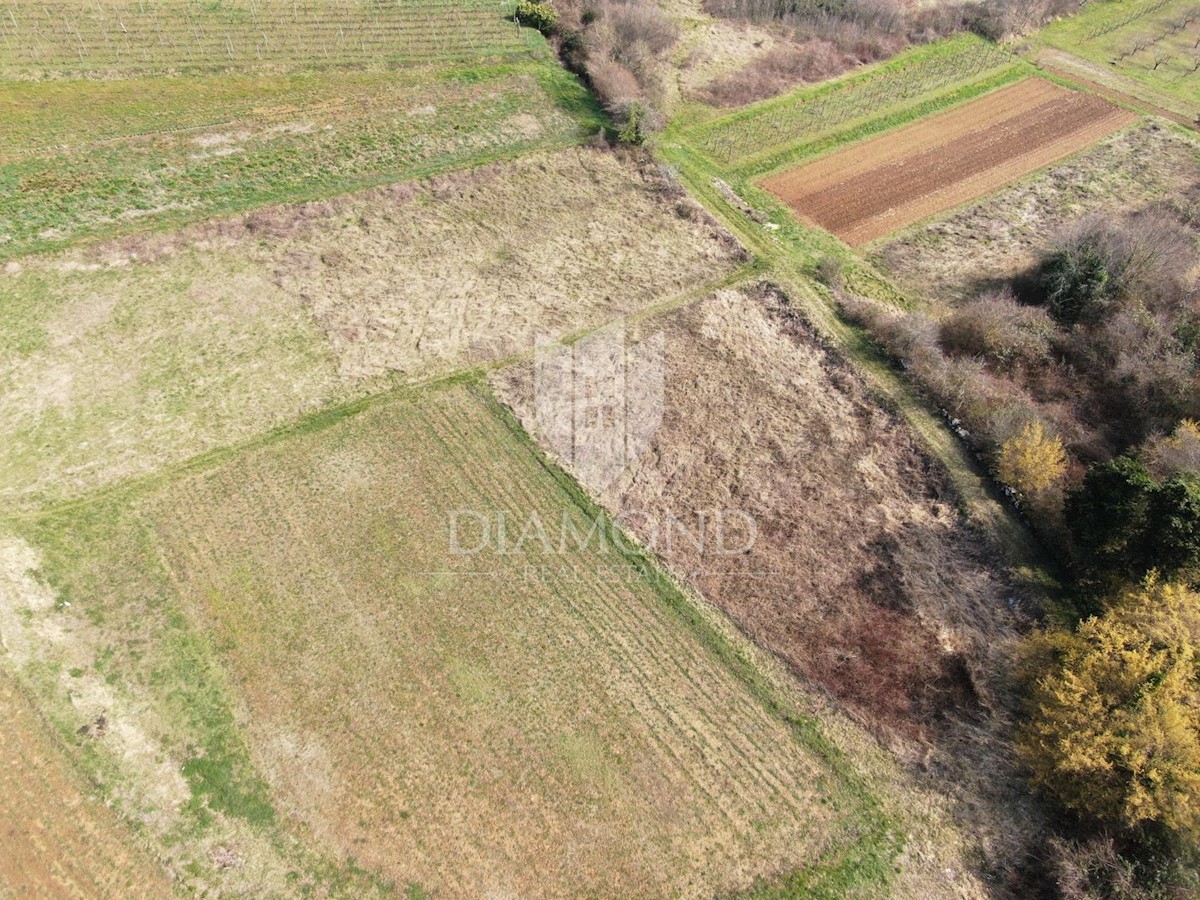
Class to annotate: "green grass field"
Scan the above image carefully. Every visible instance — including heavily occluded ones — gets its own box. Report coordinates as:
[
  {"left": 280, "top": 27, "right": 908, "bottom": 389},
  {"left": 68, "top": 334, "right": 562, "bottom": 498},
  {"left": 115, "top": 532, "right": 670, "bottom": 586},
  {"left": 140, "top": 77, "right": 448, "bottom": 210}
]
[
  {"left": 0, "top": 0, "right": 533, "bottom": 76},
  {"left": 1034, "top": 0, "right": 1200, "bottom": 112},
  {"left": 681, "top": 35, "right": 1023, "bottom": 174},
  {"left": 0, "top": 60, "right": 600, "bottom": 258},
  {"left": 0, "top": 381, "right": 898, "bottom": 896}
]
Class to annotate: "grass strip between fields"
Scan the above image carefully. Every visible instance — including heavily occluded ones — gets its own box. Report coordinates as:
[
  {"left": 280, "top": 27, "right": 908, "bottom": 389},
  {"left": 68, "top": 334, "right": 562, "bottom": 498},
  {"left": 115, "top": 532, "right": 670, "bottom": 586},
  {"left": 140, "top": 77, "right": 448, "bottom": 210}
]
[
  {"left": 661, "top": 45, "right": 1061, "bottom": 596},
  {"left": 0, "top": 56, "right": 605, "bottom": 261},
  {"left": 479, "top": 383, "right": 906, "bottom": 895}
]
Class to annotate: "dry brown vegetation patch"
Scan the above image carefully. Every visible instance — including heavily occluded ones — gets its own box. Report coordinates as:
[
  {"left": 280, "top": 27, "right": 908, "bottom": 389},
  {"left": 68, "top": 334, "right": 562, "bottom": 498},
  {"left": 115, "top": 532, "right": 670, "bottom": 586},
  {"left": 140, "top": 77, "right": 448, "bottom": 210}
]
[
  {"left": 494, "top": 284, "right": 1043, "bottom": 872},
  {"left": 0, "top": 148, "right": 738, "bottom": 505},
  {"left": 267, "top": 149, "right": 739, "bottom": 380},
  {"left": 762, "top": 78, "right": 1137, "bottom": 246}
]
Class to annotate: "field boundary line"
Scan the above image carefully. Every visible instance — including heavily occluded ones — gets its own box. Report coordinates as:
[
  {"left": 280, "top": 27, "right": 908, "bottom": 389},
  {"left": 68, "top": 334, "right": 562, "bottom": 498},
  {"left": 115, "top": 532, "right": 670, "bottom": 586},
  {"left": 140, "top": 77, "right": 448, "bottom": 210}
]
[
  {"left": 861, "top": 113, "right": 1147, "bottom": 251},
  {"left": 659, "top": 142, "right": 1059, "bottom": 594},
  {"left": 733, "top": 65, "right": 1031, "bottom": 181},
  {"left": 1032, "top": 51, "right": 1197, "bottom": 129},
  {"left": 1, "top": 135, "right": 596, "bottom": 265},
  {"left": 0, "top": 265, "right": 757, "bottom": 524},
  {"left": 477, "top": 382, "right": 905, "bottom": 895}
]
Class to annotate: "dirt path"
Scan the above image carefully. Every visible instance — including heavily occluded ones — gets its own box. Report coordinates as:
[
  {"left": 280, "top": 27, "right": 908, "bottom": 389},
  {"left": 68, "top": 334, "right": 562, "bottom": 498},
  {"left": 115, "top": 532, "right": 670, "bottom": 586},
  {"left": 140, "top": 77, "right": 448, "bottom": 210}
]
[
  {"left": 1034, "top": 48, "right": 1196, "bottom": 130},
  {"left": 762, "top": 78, "right": 1137, "bottom": 246}
]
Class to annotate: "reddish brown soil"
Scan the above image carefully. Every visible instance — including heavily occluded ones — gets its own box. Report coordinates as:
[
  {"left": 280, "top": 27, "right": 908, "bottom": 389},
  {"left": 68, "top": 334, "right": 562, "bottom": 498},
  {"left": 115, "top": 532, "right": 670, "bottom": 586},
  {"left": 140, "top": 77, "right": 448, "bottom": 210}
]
[
  {"left": 762, "top": 79, "right": 1138, "bottom": 246},
  {"left": 0, "top": 672, "right": 170, "bottom": 897}
]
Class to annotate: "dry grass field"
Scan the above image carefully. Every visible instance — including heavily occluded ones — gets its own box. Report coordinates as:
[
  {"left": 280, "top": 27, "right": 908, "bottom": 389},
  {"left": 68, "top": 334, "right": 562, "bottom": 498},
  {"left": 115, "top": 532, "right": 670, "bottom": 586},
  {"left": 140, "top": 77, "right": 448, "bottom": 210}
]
[
  {"left": 2, "top": 383, "right": 873, "bottom": 897},
  {"left": 761, "top": 78, "right": 1137, "bottom": 246},
  {"left": 0, "top": 670, "right": 172, "bottom": 898},
  {"left": 874, "top": 122, "right": 1200, "bottom": 304},
  {"left": 494, "top": 284, "right": 1043, "bottom": 880},
  {"left": 0, "top": 148, "right": 739, "bottom": 508}
]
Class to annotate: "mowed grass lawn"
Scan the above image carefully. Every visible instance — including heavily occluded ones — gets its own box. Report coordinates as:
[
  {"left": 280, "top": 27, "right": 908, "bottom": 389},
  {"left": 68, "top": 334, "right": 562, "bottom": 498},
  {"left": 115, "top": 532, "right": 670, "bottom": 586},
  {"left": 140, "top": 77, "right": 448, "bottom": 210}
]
[
  {"left": 0, "top": 60, "right": 600, "bottom": 258},
  {"left": 8, "top": 383, "right": 861, "bottom": 896}
]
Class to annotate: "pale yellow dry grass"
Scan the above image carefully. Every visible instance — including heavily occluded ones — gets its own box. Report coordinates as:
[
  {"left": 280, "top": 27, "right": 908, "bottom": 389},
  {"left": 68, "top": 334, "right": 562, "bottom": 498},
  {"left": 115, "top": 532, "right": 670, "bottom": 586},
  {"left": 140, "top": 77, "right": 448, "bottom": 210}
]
[{"left": 0, "top": 148, "right": 738, "bottom": 508}]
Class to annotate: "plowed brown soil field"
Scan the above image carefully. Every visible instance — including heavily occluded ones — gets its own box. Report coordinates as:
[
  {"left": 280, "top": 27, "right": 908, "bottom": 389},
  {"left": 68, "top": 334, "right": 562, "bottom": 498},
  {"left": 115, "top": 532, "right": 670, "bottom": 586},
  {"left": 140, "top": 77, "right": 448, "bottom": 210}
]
[{"left": 762, "top": 79, "right": 1138, "bottom": 246}]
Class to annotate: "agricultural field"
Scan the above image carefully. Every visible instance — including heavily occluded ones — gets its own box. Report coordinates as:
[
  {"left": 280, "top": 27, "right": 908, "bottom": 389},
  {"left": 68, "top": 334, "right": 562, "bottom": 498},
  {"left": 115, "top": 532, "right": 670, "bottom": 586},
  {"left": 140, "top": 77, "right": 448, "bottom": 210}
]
[
  {"left": 1033, "top": 0, "right": 1200, "bottom": 117},
  {"left": 875, "top": 121, "right": 1200, "bottom": 304},
  {"left": 0, "top": 668, "right": 171, "bottom": 898},
  {"left": 0, "top": 60, "right": 600, "bottom": 258},
  {"left": 493, "top": 284, "right": 1039, "bottom": 882},
  {"left": 683, "top": 35, "right": 1021, "bottom": 171},
  {"left": 0, "top": 147, "right": 739, "bottom": 508},
  {"left": 761, "top": 79, "right": 1137, "bottom": 246},
  {"left": 0, "top": 0, "right": 532, "bottom": 76},
  {"left": 5, "top": 0, "right": 1182, "bottom": 892},
  {"left": 0, "top": 382, "right": 896, "bottom": 896}
]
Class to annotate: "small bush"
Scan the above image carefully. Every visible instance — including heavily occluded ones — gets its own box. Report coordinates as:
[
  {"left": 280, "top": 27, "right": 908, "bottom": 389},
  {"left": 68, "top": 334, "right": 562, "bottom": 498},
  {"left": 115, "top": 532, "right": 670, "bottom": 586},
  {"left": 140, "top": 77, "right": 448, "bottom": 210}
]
[
  {"left": 617, "top": 100, "right": 649, "bottom": 145},
  {"left": 940, "top": 289, "right": 1054, "bottom": 370},
  {"left": 1146, "top": 474, "right": 1200, "bottom": 584},
  {"left": 1040, "top": 226, "right": 1120, "bottom": 327},
  {"left": 604, "top": 3, "right": 679, "bottom": 57},
  {"left": 1144, "top": 420, "right": 1200, "bottom": 480},
  {"left": 997, "top": 421, "right": 1067, "bottom": 499},
  {"left": 515, "top": 0, "right": 556, "bottom": 34},
  {"left": 702, "top": 41, "right": 848, "bottom": 106},
  {"left": 551, "top": 0, "right": 677, "bottom": 140},
  {"left": 1046, "top": 835, "right": 1152, "bottom": 900},
  {"left": 588, "top": 56, "right": 641, "bottom": 111},
  {"left": 1068, "top": 457, "right": 1200, "bottom": 586},
  {"left": 815, "top": 255, "right": 844, "bottom": 291},
  {"left": 1066, "top": 456, "right": 1157, "bottom": 586},
  {"left": 839, "top": 294, "right": 1030, "bottom": 449}
]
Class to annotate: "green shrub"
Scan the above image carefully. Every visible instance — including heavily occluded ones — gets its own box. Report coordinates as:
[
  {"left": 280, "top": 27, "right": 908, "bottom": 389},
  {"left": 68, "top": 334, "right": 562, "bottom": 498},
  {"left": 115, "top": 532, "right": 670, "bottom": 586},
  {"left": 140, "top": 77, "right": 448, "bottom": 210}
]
[
  {"left": 1041, "top": 236, "right": 1116, "bottom": 326},
  {"left": 515, "top": 0, "right": 556, "bottom": 34},
  {"left": 1147, "top": 474, "right": 1200, "bottom": 583},
  {"left": 1067, "top": 456, "right": 1156, "bottom": 585},
  {"left": 1068, "top": 459, "right": 1200, "bottom": 587},
  {"left": 617, "top": 101, "right": 649, "bottom": 145}
]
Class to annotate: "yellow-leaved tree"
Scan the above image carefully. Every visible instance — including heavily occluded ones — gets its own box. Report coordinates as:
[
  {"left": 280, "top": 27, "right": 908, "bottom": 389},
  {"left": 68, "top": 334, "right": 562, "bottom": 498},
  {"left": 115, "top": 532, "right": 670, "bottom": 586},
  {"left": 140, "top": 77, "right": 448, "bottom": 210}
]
[
  {"left": 997, "top": 420, "right": 1067, "bottom": 498},
  {"left": 1017, "top": 579, "right": 1200, "bottom": 838}
]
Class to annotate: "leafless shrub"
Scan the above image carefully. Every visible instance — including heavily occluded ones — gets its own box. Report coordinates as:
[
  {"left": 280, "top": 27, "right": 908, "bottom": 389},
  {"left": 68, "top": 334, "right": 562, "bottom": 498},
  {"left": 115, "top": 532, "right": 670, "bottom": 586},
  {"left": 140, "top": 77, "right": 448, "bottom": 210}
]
[
  {"left": 815, "top": 255, "right": 844, "bottom": 291},
  {"left": 702, "top": 40, "right": 847, "bottom": 106},
  {"left": 552, "top": 0, "right": 678, "bottom": 134},
  {"left": 1121, "top": 207, "right": 1197, "bottom": 306},
  {"left": 1142, "top": 420, "right": 1200, "bottom": 480},
  {"left": 939, "top": 289, "right": 1054, "bottom": 371},
  {"left": 838, "top": 294, "right": 941, "bottom": 371},
  {"left": 840, "top": 294, "right": 1034, "bottom": 449},
  {"left": 588, "top": 56, "right": 641, "bottom": 110},
  {"left": 602, "top": 2, "right": 679, "bottom": 56}
]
